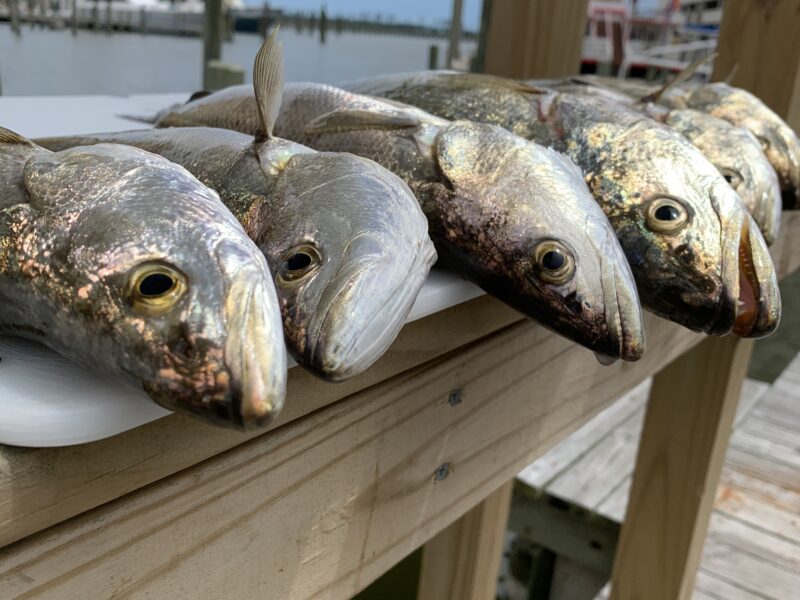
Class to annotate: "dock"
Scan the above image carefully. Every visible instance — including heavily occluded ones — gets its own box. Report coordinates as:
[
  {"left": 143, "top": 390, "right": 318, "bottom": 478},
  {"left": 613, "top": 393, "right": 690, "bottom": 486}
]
[{"left": 508, "top": 354, "right": 800, "bottom": 599}]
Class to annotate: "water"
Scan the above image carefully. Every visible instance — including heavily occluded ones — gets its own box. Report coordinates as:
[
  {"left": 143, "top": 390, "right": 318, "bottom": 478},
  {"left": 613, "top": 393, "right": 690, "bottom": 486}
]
[{"left": 0, "top": 24, "right": 474, "bottom": 96}]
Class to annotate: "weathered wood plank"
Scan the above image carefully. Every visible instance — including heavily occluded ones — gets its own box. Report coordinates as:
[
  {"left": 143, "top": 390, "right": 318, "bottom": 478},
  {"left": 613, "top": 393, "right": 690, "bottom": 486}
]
[
  {"left": 0, "top": 311, "right": 709, "bottom": 600},
  {"left": 713, "top": 0, "right": 800, "bottom": 127},
  {"left": 0, "top": 294, "right": 521, "bottom": 548},
  {"left": 516, "top": 381, "right": 648, "bottom": 490},
  {"left": 483, "top": 0, "right": 590, "bottom": 79},
  {"left": 714, "top": 482, "right": 800, "bottom": 543},
  {"left": 693, "top": 570, "right": 764, "bottom": 600},
  {"left": 596, "top": 476, "right": 632, "bottom": 523},
  {"left": 730, "top": 428, "right": 800, "bottom": 470},
  {"left": 547, "top": 408, "right": 645, "bottom": 510},
  {"left": 700, "top": 533, "right": 800, "bottom": 600},
  {"left": 724, "top": 445, "right": 800, "bottom": 495},
  {"left": 706, "top": 511, "right": 800, "bottom": 573},
  {"left": 416, "top": 480, "right": 513, "bottom": 600},
  {"left": 719, "top": 463, "right": 800, "bottom": 514},
  {"left": 610, "top": 336, "right": 754, "bottom": 600}
]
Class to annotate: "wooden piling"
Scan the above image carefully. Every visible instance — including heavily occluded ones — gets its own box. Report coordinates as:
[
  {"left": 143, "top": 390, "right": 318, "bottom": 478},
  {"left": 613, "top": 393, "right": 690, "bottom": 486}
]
[
  {"left": 70, "top": 0, "right": 77, "bottom": 34},
  {"left": 319, "top": 6, "right": 327, "bottom": 44},
  {"left": 104, "top": 0, "right": 112, "bottom": 33},
  {"left": 471, "top": 0, "right": 493, "bottom": 73},
  {"left": 8, "top": 0, "right": 21, "bottom": 36},
  {"left": 203, "top": 0, "right": 223, "bottom": 89},
  {"left": 446, "top": 0, "right": 463, "bottom": 68},
  {"left": 428, "top": 44, "right": 439, "bottom": 70}
]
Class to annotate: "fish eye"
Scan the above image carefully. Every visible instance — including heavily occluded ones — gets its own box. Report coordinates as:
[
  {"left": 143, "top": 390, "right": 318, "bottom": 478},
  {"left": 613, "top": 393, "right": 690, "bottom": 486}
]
[
  {"left": 645, "top": 195, "right": 689, "bottom": 234},
  {"left": 720, "top": 168, "right": 743, "bottom": 190},
  {"left": 127, "top": 262, "right": 186, "bottom": 315},
  {"left": 279, "top": 244, "right": 322, "bottom": 282},
  {"left": 533, "top": 240, "right": 575, "bottom": 285}
]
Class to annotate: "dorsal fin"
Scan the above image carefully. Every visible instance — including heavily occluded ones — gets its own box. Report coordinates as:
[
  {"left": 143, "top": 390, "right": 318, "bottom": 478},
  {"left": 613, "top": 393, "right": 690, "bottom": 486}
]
[
  {"left": 252, "top": 27, "right": 284, "bottom": 142},
  {"left": 0, "top": 126, "right": 34, "bottom": 146},
  {"left": 641, "top": 53, "right": 717, "bottom": 104},
  {"left": 306, "top": 108, "right": 422, "bottom": 135},
  {"left": 187, "top": 90, "right": 213, "bottom": 103}
]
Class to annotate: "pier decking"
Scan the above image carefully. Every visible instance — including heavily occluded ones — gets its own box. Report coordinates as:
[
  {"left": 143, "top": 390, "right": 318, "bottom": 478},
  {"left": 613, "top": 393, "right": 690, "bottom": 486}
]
[{"left": 510, "top": 354, "right": 800, "bottom": 599}]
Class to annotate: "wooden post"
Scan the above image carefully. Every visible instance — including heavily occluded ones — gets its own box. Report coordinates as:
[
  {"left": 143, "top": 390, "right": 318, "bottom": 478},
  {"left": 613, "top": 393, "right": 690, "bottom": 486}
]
[
  {"left": 417, "top": 480, "right": 513, "bottom": 600},
  {"left": 714, "top": 0, "right": 800, "bottom": 131},
  {"left": 483, "top": 0, "right": 590, "bottom": 79},
  {"left": 610, "top": 335, "right": 754, "bottom": 600},
  {"left": 203, "top": 0, "right": 223, "bottom": 89},
  {"left": 446, "top": 0, "right": 463, "bottom": 68},
  {"left": 428, "top": 44, "right": 439, "bottom": 70},
  {"left": 471, "top": 0, "right": 493, "bottom": 73},
  {"left": 70, "top": 0, "right": 77, "bottom": 34},
  {"left": 104, "top": 0, "right": 111, "bottom": 33},
  {"left": 8, "top": 0, "right": 21, "bottom": 36}
]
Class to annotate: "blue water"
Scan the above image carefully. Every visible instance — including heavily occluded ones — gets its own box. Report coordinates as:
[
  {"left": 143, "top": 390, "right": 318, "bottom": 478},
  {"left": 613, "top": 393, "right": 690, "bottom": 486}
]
[{"left": 0, "top": 24, "right": 473, "bottom": 95}]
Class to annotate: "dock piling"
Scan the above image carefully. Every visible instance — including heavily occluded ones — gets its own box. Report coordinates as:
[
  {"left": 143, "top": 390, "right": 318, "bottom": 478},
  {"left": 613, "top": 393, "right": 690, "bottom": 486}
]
[{"left": 9, "top": 0, "right": 21, "bottom": 36}]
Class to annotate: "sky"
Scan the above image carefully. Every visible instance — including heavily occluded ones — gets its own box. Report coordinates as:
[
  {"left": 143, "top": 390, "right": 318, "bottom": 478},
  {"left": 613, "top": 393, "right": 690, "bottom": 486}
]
[
  {"left": 256, "top": 1, "right": 484, "bottom": 30},
  {"left": 251, "top": 1, "right": 665, "bottom": 31}
]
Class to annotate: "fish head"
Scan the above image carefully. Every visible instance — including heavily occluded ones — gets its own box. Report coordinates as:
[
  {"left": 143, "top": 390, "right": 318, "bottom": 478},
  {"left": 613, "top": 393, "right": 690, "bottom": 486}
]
[
  {"left": 256, "top": 143, "right": 436, "bottom": 381},
  {"left": 433, "top": 121, "right": 644, "bottom": 362},
  {"left": 24, "top": 144, "right": 286, "bottom": 428},
  {"left": 689, "top": 84, "right": 800, "bottom": 207},
  {"left": 666, "top": 109, "right": 782, "bottom": 244},
  {"left": 591, "top": 121, "right": 780, "bottom": 337}
]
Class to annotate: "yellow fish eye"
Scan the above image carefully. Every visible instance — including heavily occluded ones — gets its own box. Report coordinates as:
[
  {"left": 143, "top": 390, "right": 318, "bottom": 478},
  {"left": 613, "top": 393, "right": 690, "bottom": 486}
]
[
  {"left": 278, "top": 244, "right": 322, "bottom": 283},
  {"left": 534, "top": 240, "right": 575, "bottom": 285},
  {"left": 127, "top": 262, "right": 187, "bottom": 315},
  {"left": 645, "top": 195, "right": 689, "bottom": 234}
]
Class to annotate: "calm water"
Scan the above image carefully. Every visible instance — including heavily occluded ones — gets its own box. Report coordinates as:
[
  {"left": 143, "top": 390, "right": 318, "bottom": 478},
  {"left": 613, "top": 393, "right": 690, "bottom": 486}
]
[{"left": 0, "top": 24, "right": 474, "bottom": 95}]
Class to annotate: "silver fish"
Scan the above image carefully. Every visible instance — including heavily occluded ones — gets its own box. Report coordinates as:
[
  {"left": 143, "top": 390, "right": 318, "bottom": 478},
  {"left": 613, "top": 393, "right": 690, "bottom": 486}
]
[
  {"left": 537, "top": 80, "right": 782, "bottom": 244},
  {"left": 345, "top": 71, "right": 781, "bottom": 338},
  {"left": 0, "top": 128, "right": 286, "bottom": 429},
  {"left": 39, "top": 35, "right": 436, "bottom": 381},
  {"left": 574, "top": 75, "right": 800, "bottom": 207},
  {"left": 155, "top": 80, "right": 647, "bottom": 361}
]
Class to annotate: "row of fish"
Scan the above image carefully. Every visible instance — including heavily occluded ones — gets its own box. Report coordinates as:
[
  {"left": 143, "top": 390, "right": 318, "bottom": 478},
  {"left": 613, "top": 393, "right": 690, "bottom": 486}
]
[{"left": 2, "top": 34, "right": 794, "bottom": 430}]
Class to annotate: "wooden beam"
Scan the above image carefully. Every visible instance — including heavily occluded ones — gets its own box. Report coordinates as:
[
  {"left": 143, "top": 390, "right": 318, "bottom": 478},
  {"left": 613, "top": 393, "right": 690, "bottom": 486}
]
[
  {"left": 483, "top": 0, "right": 590, "bottom": 79},
  {"left": 714, "top": 0, "right": 800, "bottom": 128},
  {"left": 0, "top": 309, "right": 720, "bottom": 599},
  {"left": 610, "top": 335, "right": 755, "bottom": 600},
  {"left": 0, "top": 295, "right": 521, "bottom": 549},
  {"left": 417, "top": 480, "right": 513, "bottom": 600}
]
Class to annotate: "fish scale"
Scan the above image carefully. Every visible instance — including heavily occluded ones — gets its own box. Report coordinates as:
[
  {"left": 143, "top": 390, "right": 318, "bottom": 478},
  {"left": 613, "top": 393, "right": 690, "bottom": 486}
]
[
  {"left": 0, "top": 130, "right": 287, "bottom": 430},
  {"left": 192, "top": 81, "right": 645, "bottom": 362},
  {"left": 344, "top": 71, "right": 781, "bottom": 339}
]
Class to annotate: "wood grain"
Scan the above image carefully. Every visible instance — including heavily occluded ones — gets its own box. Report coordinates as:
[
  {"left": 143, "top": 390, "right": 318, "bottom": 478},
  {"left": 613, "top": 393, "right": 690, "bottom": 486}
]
[
  {"left": 0, "top": 310, "right": 710, "bottom": 600},
  {"left": 416, "top": 480, "right": 513, "bottom": 600},
  {"left": 0, "top": 294, "right": 522, "bottom": 548},
  {"left": 713, "top": 0, "right": 800, "bottom": 126},
  {"left": 484, "top": 0, "right": 590, "bottom": 78},
  {"left": 610, "top": 336, "right": 755, "bottom": 600}
]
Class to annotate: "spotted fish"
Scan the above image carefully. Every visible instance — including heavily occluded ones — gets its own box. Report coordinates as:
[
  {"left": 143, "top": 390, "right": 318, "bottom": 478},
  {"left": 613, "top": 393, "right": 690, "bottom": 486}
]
[
  {"left": 149, "top": 78, "right": 648, "bottom": 362},
  {"left": 0, "top": 128, "right": 286, "bottom": 429},
  {"left": 39, "top": 34, "right": 436, "bottom": 381},
  {"left": 345, "top": 71, "right": 781, "bottom": 338}
]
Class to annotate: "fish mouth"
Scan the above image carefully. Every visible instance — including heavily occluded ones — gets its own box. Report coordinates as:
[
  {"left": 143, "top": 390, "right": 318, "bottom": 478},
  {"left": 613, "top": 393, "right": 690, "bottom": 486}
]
[
  {"left": 221, "top": 260, "right": 288, "bottom": 429},
  {"left": 308, "top": 240, "right": 436, "bottom": 381},
  {"left": 716, "top": 213, "right": 781, "bottom": 338},
  {"left": 589, "top": 220, "right": 645, "bottom": 363}
]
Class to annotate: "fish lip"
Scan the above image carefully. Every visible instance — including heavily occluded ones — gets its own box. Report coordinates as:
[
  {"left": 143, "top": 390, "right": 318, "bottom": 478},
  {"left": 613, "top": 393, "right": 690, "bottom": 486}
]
[
  {"left": 711, "top": 210, "right": 780, "bottom": 338},
  {"left": 221, "top": 260, "right": 288, "bottom": 430},
  {"left": 589, "top": 219, "right": 645, "bottom": 362},
  {"left": 309, "top": 241, "right": 436, "bottom": 381}
]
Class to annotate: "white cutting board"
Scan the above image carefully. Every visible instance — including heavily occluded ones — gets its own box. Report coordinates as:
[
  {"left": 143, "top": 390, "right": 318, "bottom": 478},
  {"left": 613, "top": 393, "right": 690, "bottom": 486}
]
[{"left": 0, "top": 94, "right": 486, "bottom": 447}]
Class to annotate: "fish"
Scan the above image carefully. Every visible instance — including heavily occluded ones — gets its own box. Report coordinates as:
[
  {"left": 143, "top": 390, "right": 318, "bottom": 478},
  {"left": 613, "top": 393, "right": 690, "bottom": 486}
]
[
  {"left": 153, "top": 79, "right": 648, "bottom": 362},
  {"left": 38, "top": 34, "right": 436, "bottom": 382},
  {"left": 344, "top": 71, "right": 781, "bottom": 338},
  {"left": 574, "top": 74, "right": 800, "bottom": 208},
  {"left": 0, "top": 128, "right": 287, "bottom": 429},
  {"left": 535, "top": 79, "right": 782, "bottom": 245}
]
